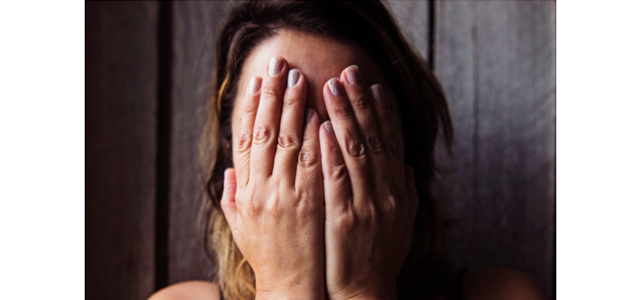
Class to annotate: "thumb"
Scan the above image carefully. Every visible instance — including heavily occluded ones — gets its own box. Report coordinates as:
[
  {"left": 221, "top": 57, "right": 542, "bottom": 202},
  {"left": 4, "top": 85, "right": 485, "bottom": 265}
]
[{"left": 220, "top": 168, "right": 238, "bottom": 231}]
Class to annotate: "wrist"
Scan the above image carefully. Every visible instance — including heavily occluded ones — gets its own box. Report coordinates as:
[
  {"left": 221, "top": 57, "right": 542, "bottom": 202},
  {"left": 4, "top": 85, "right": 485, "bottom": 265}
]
[
  {"left": 255, "top": 289, "right": 324, "bottom": 300},
  {"left": 256, "top": 277, "right": 324, "bottom": 300},
  {"left": 344, "top": 293, "right": 398, "bottom": 300},
  {"left": 342, "top": 292, "right": 398, "bottom": 300},
  {"left": 333, "top": 283, "right": 398, "bottom": 300}
]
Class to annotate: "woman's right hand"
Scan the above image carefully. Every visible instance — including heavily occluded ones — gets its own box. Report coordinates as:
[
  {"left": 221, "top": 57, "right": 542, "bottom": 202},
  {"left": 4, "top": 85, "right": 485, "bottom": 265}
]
[{"left": 219, "top": 57, "right": 325, "bottom": 300}]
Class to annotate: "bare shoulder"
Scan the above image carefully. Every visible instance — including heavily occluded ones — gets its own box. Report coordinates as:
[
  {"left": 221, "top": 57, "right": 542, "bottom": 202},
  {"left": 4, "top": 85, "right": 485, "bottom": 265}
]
[
  {"left": 148, "top": 281, "right": 220, "bottom": 300},
  {"left": 463, "top": 267, "right": 549, "bottom": 300}
]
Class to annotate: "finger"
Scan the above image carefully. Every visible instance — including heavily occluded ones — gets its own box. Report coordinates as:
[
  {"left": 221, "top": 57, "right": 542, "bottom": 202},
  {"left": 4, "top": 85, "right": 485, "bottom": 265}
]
[
  {"left": 250, "top": 56, "right": 288, "bottom": 182},
  {"left": 371, "top": 84, "right": 405, "bottom": 190},
  {"left": 320, "top": 120, "right": 352, "bottom": 212},
  {"left": 220, "top": 168, "right": 238, "bottom": 231},
  {"left": 273, "top": 69, "right": 307, "bottom": 185},
  {"left": 323, "top": 78, "right": 371, "bottom": 204},
  {"left": 236, "top": 76, "right": 262, "bottom": 187},
  {"left": 294, "top": 108, "right": 323, "bottom": 202},
  {"left": 340, "top": 65, "right": 391, "bottom": 195}
]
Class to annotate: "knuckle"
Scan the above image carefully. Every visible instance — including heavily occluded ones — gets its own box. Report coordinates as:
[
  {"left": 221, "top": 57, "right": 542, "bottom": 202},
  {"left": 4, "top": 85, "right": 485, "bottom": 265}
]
[
  {"left": 244, "top": 101, "right": 257, "bottom": 114},
  {"left": 265, "top": 203, "right": 280, "bottom": 219},
  {"left": 298, "top": 149, "right": 319, "bottom": 167},
  {"left": 261, "top": 86, "right": 280, "bottom": 99},
  {"left": 238, "top": 132, "right": 252, "bottom": 152},
  {"left": 347, "top": 139, "right": 366, "bottom": 158},
  {"left": 303, "top": 131, "right": 314, "bottom": 142},
  {"left": 330, "top": 163, "right": 348, "bottom": 180},
  {"left": 381, "top": 195, "right": 398, "bottom": 214},
  {"left": 277, "top": 132, "right": 297, "bottom": 149},
  {"left": 246, "top": 200, "right": 258, "bottom": 217},
  {"left": 335, "top": 213, "right": 356, "bottom": 231},
  {"left": 333, "top": 104, "right": 352, "bottom": 120},
  {"left": 283, "top": 96, "right": 299, "bottom": 109},
  {"left": 296, "top": 191, "right": 319, "bottom": 214},
  {"left": 242, "top": 188, "right": 261, "bottom": 217},
  {"left": 253, "top": 125, "right": 272, "bottom": 145},
  {"left": 358, "top": 204, "right": 378, "bottom": 227},
  {"left": 262, "top": 194, "right": 281, "bottom": 218},
  {"left": 349, "top": 94, "right": 367, "bottom": 109},
  {"left": 365, "top": 134, "right": 383, "bottom": 153}
]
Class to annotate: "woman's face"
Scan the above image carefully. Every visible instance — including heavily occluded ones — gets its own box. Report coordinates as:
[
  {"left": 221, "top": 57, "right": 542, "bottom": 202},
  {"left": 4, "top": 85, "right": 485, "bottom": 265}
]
[{"left": 231, "top": 30, "right": 404, "bottom": 168}]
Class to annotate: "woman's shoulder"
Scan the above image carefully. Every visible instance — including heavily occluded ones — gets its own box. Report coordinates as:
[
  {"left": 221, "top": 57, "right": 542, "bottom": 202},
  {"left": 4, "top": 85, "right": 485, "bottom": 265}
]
[
  {"left": 461, "top": 267, "right": 549, "bottom": 300},
  {"left": 145, "top": 268, "right": 547, "bottom": 300},
  {"left": 148, "top": 280, "right": 220, "bottom": 300}
]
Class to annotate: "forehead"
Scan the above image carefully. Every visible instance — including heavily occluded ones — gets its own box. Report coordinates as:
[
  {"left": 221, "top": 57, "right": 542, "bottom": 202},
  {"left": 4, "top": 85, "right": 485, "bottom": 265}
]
[{"left": 234, "top": 30, "right": 387, "bottom": 121}]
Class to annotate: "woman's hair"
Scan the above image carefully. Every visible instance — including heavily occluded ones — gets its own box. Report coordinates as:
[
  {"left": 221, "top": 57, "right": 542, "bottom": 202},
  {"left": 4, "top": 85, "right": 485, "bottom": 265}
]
[{"left": 199, "top": 1, "right": 454, "bottom": 299}]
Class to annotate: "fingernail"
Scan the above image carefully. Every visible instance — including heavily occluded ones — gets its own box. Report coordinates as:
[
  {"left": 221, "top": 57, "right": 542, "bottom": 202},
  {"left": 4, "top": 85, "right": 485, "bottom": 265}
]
[
  {"left": 371, "top": 84, "right": 384, "bottom": 103},
  {"left": 247, "top": 77, "right": 260, "bottom": 95},
  {"left": 328, "top": 78, "right": 344, "bottom": 97},
  {"left": 305, "top": 108, "right": 314, "bottom": 123},
  {"left": 288, "top": 69, "right": 300, "bottom": 88},
  {"left": 345, "top": 65, "right": 363, "bottom": 86},
  {"left": 323, "top": 120, "right": 334, "bottom": 135},
  {"left": 268, "top": 57, "right": 284, "bottom": 77}
]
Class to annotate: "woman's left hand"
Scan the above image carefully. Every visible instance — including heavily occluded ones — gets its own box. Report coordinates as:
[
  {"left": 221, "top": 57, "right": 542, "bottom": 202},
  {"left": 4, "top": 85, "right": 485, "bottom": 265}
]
[{"left": 319, "top": 65, "right": 420, "bottom": 300}]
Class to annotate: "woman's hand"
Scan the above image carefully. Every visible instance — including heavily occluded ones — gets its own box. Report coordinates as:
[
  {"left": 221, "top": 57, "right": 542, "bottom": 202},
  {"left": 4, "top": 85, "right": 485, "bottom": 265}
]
[
  {"left": 319, "top": 66, "right": 420, "bottom": 300},
  {"left": 219, "top": 57, "right": 325, "bottom": 300}
]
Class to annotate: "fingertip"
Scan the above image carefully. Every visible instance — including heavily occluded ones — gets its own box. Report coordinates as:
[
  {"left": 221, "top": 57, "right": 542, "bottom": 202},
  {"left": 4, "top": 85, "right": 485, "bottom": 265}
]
[
  {"left": 301, "top": 108, "right": 320, "bottom": 150},
  {"left": 319, "top": 120, "right": 339, "bottom": 158},
  {"left": 342, "top": 65, "right": 363, "bottom": 87},
  {"left": 247, "top": 76, "right": 263, "bottom": 95},
  {"left": 326, "top": 77, "right": 345, "bottom": 98},
  {"left": 370, "top": 84, "right": 385, "bottom": 103},
  {"left": 224, "top": 168, "right": 236, "bottom": 179},
  {"left": 267, "top": 56, "right": 288, "bottom": 77},
  {"left": 305, "top": 107, "right": 317, "bottom": 124},
  {"left": 323, "top": 120, "right": 334, "bottom": 136},
  {"left": 287, "top": 68, "right": 307, "bottom": 89},
  {"left": 223, "top": 168, "right": 237, "bottom": 194}
]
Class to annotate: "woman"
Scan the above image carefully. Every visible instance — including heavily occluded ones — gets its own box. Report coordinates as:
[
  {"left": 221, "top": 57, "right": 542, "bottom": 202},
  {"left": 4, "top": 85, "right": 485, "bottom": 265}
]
[{"left": 151, "top": 1, "right": 547, "bottom": 299}]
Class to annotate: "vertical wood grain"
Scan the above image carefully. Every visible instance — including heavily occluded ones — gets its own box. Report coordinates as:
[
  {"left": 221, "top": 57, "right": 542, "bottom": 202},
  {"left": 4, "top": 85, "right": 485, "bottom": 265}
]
[
  {"left": 168, "top": 1, "right": 228, "bottom": 284},
  {"left": 86, "top": 2, "right": 158, "bottom": 299},
  {"left": 435, "top": 1, "right": 556, "bottom": 297},
  {"left": 384, "top": 0, "right": 430, "bottom": 61}
]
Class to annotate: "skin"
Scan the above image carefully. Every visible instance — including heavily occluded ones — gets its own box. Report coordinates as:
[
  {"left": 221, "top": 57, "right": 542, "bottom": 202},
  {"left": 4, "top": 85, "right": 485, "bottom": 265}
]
[
  {"left": 148, "top": 31, "right": 549, "bottom": 300},
  {"left": 222, "top": 29, "right": 415, "bottom": 300}
]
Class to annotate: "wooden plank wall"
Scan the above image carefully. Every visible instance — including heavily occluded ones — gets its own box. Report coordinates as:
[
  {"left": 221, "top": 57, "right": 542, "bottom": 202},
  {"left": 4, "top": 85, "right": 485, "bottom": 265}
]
[
  {"left": 86, "top": 1, "right": 555, "bottom": 299},
  {"left": 86, "top": 2, "right": 158, "bottom": 300},
  {"left": 434, "top": 1, "right": 556, "bottom": 297},
  {"left": 167, "top": 1, "right": 226, "bottom": 285},
  {"left": 385, "top": 1, "right": 430, "bottom": 62}
]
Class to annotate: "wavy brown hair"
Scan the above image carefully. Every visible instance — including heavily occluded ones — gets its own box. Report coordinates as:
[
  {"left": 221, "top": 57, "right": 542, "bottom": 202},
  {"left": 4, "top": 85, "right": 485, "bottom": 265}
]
[{"left": 199, "top": 1, "right": 454, "bottom": 299}]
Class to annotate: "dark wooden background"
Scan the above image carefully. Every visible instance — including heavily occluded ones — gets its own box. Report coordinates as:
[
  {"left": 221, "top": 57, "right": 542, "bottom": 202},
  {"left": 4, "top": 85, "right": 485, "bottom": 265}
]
[{"left": 86, "top": 1, "right": 555, "bottom": 299}]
